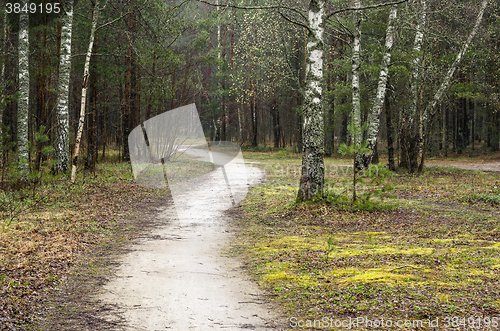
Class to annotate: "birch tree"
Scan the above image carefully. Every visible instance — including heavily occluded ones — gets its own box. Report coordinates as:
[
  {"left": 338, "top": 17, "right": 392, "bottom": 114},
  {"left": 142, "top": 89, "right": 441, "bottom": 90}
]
[
  {"left": 399, "top": 0, "right": 426, "bottom": 172},
  {"left": 54, "top": 0, "right": 74, "bottom": 174},
  {"left": 351, "top": 0, "right": 362, "bottom": 165},
  {"left": 17, "top": 0, "right": 29, "bottom": 179},
  {"left": 417, "top": 0, "right": 489, "bottom": 171},
  {"left": 71, "top": 0, "right": 100, "bottom": 183},
  {"left": 361, "top": 5, "right": 397, "bottom": 167},
  {"left": 297, "top": 0, "right": 325, "bottom": 201}
]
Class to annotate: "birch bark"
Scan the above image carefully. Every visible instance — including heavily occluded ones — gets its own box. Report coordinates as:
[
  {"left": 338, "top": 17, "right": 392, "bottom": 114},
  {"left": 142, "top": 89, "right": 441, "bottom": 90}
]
[
  {"left": 17, "top": 0, "right": 29, "bottom": 179},
  {"left": 399, "top": 0, "right": 426, "bottom": 172},
  {"left": 418, "top": 0, "right": 488, "bottom": 171},
  {"left": 362, "top": 5, "right": 397, "bottom": 167},
  {"left": 351, "top": 0, "right": 362, "bottom": 148},
  {"left": 54, "top": 0, "right": 74, "bottom": 174},
  {"left": 71, "top": 0, "right": 100, "bottom": 183},
  {"left": 297, "top": 0, "right": 325, "bottom": 201},
  {"left": 351, "top": 0, "right": 363, "bottom": 170}
]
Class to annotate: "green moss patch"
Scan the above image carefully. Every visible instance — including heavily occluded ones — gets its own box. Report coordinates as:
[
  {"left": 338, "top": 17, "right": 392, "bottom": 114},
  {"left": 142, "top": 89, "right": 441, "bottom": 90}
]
[{"left": 233, "top": 153, "right": 500, "bottom": 329}]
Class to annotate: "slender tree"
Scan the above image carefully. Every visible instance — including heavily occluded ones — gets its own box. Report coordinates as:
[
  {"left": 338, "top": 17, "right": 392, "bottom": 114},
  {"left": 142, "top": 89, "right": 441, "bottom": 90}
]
[
  {"left": 54, "top": 0, "right": 74, "bottom": 174},
  {"left": 418, "top": 0, "right": 489, "bottom": 171},
  {"left": 351, "top": 0, "right": 362, "bottom": 164},
  {"left": 297, "top": 0, "right": 325, "bottom": 201},
  {"left": 17, "top": 0, "right": 29, "bottom": 179},
  {"left": 399, "top": 0, "right": 426, "bottom": 172},
  {"left": 71, "top": 0, "right": 100, "bottom": 183},
  {"left": 362, "top": 4, "right": 397, "bottom": 167},
  {"left": 0, "top": 10, "right": 7, "bottom": 168}
]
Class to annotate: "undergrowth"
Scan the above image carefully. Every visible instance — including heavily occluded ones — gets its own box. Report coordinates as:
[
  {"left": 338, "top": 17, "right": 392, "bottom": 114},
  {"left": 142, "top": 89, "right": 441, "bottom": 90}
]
[
  {"left": 234, "top": 151, "right": 500, "bottom": 330},
  {"left": 0, "top": 160, "right": 167, "bottom": 330}
]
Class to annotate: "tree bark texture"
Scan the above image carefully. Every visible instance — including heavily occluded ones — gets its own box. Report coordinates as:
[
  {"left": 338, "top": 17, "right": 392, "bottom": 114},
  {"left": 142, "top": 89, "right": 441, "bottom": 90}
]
[
  {"left": 399, "top": 0, "right": 426, "bottom": 172},
  {"left": 71, "top": 0, "right": 99, "bottom": 183},
  {"left": 297, "top": 0, "right": 325, "bottom": 201},
  {"left": 362, "top": 5, "right": 397, "bottom": 167},
  {"left": 17, "top": 0, "right": 29, "bottom": 179}
]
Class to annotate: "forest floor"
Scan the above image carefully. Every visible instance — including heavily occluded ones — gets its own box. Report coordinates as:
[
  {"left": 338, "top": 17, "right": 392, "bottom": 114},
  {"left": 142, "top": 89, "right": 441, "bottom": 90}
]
[
  {"left": 94, "top": 150, "right": 284, "bottom": 330},
  {"left": 0, "top": 163, "right": 170, "bottom": 330},
  {"left": 234, "top": 150, "right": 500, "bottom": 330},
  {"left": 1, "top": 150, "right": 499, "bottom": 330}
]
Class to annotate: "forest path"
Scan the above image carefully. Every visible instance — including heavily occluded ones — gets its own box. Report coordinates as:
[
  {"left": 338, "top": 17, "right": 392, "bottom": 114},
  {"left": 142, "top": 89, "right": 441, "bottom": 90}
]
[
  {"left": 425, "top": 160, "right": 500, "bottom": 172},
  {"left": 96, "top": 161, "right": 285, "bottom": 330}
]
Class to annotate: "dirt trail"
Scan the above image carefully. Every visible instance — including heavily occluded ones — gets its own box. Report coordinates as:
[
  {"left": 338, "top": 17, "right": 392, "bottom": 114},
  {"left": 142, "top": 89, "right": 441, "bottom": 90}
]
[
  {"left": 96, "top": 158, "right": 285, "bottom": 330},
  {"left": 425, "top": 160, "right": 500, "bottom": 172}
]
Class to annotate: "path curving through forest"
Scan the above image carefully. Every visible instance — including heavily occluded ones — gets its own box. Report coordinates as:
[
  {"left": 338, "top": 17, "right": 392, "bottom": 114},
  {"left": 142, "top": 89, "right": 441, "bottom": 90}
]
[{"left": 96, "top": 159, "right": 285, "bottom": 330}]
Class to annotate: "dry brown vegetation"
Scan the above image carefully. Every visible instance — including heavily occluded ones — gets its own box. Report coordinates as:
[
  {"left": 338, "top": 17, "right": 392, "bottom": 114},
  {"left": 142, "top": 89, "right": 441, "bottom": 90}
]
[
  {"left": 0, "top": 163, "right": 168, "bottom": 330},
  {"left": 233, "top": 151, "right": 500, "bottom": 330}
]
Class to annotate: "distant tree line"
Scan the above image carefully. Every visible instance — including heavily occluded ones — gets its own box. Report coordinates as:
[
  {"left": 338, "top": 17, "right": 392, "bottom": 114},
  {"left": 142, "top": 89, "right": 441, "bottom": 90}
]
[{"left": 0, "top": 0, "right": 498, "bottom": 190}]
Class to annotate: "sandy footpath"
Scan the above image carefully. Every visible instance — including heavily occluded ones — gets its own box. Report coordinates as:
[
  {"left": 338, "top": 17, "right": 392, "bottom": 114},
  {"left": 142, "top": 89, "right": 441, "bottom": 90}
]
[
  {"left": 96, "top": 157, "right": 286, "bottom": 330},
  {"left": 425, "top": 160, "right": 500, "bottom": 172}
]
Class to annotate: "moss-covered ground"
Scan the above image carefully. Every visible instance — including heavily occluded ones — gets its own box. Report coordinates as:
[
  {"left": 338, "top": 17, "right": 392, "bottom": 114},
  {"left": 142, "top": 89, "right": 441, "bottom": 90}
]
[{"left": 233, "top": 151, "right": 500, "bottom": 330}]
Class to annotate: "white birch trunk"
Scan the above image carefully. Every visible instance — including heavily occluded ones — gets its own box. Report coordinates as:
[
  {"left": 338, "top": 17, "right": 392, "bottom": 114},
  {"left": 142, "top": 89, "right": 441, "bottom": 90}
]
[
  {"left": 54, "top": 0, "right": 74, "bottom": 174},
  {"left": 297, "top": 0, "right": 325, "bottom": 201},
  {"left": 17, "top": 1, "right": 29, "bottom": 179},
  {"left": 351, "top": 0, "right": 363, "bottom": 169},
  {"left": 409, "top": 0, "right": 426, "bottom": 127},
  {"left": 418, "top": 0, "right": 488, "bottom": 170},
  {"left": 424, "top": 0, "right": 488, "bottom": 119},
  {"left": 363, "top": 5, "right": 397, "bottom": 167},
  {"left": 71, "top": 0, "right": 100, "bottom": 183},
  {"left": 400, "top": 0, "right": 426, "bottom": 171},
  {"left": 351, "top": 0, "right": 362, "bottom": 147}
]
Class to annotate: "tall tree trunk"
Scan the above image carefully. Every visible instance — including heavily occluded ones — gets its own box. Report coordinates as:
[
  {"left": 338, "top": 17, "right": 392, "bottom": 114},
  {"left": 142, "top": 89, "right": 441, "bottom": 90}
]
[
  {"left": 71, "top": 0, "right": 100, "bottom": 184},
  {"left": 442, "top": 103, "right": 447, "bottom": 156},
  {"left": 351, "top": 0, "right": 362, "bottom": 168},
  {"left": 85, "top": 51, "right": 98, "bottom": 171},
  {"left": 272, "top": 98, "right": 280, "bottom": 148},
  {"left": 418, "top": 0, "right": 488, "bottom": 171},
  {"left": 17, "top": 0, "right": 29, "bottom": 179},
  {"left": 471, "top": 98, "right": 475, "bottom": 150},
  {"left": 400, "top": 0, "right": 426, "bottom": 172},
  {"left": 35, "top": 19, "right": 48, "bottom": 173},
  {"left": 53, "top": 0, "right": 73, "bottom": 173},
  {"left": 385, "top": 89, "right": 396, "bottom": 171},
  {"left": 297, "top": 0, "right": 325, "bottom": 201},
  {"left": 122, "top": 0, "right": 135, "bottom": 161},
  {"left": 362, "top": 5, "right": 397, "bottom": 167},
  {"left": 0, "top": 10, "right": 7, "bottom": 168},
  {"left": 102, "top": 81, "right": 107, "bottom": 160}
]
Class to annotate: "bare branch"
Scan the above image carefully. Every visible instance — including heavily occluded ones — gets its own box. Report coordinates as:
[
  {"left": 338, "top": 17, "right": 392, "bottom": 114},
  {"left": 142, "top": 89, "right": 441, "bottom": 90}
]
[
  {"left": 325, "top": 0, "right": 408, "bottom": 21},
  {"left": 96, "top": 10, "right": 132, "bottom": 31},
  {"left": 197, "top": 0, "right": 307, "bottom": 22},
  {"left": 279, "top": 10, "right": 311, "bottom": 34}
]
